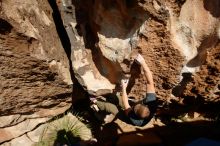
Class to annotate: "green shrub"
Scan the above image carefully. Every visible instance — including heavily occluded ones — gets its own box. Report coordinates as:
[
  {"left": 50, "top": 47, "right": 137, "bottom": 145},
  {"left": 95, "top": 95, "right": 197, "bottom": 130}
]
[{"left": 36, "top": 113, "right": 92, "bottom": 146}]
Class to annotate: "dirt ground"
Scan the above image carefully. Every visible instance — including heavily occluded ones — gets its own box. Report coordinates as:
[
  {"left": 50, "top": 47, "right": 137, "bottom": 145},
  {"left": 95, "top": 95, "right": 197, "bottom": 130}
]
[{"left": 73, "top": 97, "right": 220, "bottom": 146}]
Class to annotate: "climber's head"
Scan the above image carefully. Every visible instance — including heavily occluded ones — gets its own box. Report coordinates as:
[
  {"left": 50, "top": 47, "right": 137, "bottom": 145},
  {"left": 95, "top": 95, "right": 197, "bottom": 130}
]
[{"left": 134, "top": 103, "right": 150, "bottom": 119}]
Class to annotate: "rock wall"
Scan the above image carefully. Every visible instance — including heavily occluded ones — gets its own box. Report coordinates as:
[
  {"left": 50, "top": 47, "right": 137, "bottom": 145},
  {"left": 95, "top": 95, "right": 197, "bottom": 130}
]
[
  {"left": 0, "top": 0, "right": 73, "bottom": 144},
  {"left": 170, "top": 0, "right": 220, "bottom": 72},
  {"left": 0, "top": 0, "right": 219, "bottom": 145},
  {"left": 58, "top": 0, "right": 219, "bottom": 100},
  {"left": 168, "top": 0, "right": 220, "bottom": 100}
]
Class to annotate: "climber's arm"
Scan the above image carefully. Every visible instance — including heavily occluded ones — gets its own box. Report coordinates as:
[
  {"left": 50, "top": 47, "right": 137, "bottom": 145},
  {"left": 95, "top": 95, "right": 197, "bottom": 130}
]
[
  {"left": 135, "top": 54, "right": 155, "bottom": 93},
  {"left": 121, "top": 79, "right": 131, "bottom": 115}
]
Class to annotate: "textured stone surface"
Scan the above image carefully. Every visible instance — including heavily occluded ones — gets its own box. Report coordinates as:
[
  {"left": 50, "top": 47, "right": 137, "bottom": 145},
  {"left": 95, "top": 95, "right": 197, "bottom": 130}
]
[
  {"left": 61, "top": 0, "right": 220, "bottom": 102},
  {"left": 0, "top": 115, "right": 22, "bottom": 128},
  {"left": 27, "top": 124, "right": 47, "bottom": 143},
  {"left": 2, "top": 135, "right": 33, "bottom": 146},
  {"left": 0, "top": 0, "right": 220, "bottom": 145},
  {"left": 0, "top": 0, "right": 72, "bottom": 144},
  {"left": 2, "top": 123, "right": 47, "bottom": 146},
  {"left": 93, "top": 0, "right": 148, "bottom": 63},
  {"left": 169, "top": 0, "right": 220, "bottom": 73},
  {"left": 0, "top": 0, "right": 72, "bottom": 116},
  {"left": 57, "top": 0, "right": 116, "bottom": 95},
  {"left": 0, "top": 118, "right": 48, "bottom": 143}
]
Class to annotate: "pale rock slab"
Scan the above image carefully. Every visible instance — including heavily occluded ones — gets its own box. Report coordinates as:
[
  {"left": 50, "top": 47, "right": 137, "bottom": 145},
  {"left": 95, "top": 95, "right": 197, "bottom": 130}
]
[{"left": 0, "top": 118, "right": 49, "bottom": 143}]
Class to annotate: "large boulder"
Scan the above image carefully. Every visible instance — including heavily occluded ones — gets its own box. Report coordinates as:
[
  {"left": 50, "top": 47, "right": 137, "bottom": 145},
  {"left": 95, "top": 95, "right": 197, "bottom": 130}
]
[
  {"left": 0, "top": 0, "right": 73, "bottom": 144},
  {"left": 58, "top": 0, "right": 219, "bottom": 100},
  {"left": 168, "top": 0, "right": 220, "bottom": 99},
  {"left": 170, "top": 0, "right": 220, "bottom": 72}
]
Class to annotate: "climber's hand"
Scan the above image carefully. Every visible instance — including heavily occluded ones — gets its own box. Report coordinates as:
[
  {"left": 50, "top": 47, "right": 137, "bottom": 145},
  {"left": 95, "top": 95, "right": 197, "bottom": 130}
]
[
  {"left": 135, "top": 54, "right": 146, "bottom": 65},
  {"left": 121, "top": 79, "right": 129, "bottom": 89}
]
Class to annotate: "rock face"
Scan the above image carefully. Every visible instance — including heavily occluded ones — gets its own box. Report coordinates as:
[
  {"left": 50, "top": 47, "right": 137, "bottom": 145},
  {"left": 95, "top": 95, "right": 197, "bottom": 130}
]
[
  {"left": 169, "top": 0, "right": 220, "bottom": 100},
  {"left": 0, "top": 0, "right": 73, "bottom": 114},
  {"left": 0, "top": 0, "right": 72, "bottom": 144},
  {"left": 58, "top": 0, "right": 219, "bottom": 99},
  {"left": 170, "top": 0, "right": 220, "bottom": 72},
  {"left": 0, "top": 0, "right": 220, "bottom": 145},
  {"left": 58, "top": 0, "right": 117, "bottom": 96}
]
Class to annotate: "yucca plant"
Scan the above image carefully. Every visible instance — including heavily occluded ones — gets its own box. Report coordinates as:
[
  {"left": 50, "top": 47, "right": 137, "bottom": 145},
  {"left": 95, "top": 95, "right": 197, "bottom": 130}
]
[{"left": 36, "top": 113, "right": 92, "bottom": 146}]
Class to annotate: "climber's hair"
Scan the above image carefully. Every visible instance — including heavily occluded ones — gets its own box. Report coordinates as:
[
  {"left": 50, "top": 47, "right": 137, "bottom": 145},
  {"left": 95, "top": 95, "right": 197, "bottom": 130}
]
[{"left": 134, "top": 104, "right": 150, "bottom": 119}]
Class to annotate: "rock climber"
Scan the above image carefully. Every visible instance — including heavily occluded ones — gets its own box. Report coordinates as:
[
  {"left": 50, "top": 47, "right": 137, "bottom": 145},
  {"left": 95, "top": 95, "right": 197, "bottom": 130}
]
[
  {"left": 120, "top": 54, "right": 157, "bottom": 126},
  {"left": 90, "top": 54, "right": 157, "bottom": 126}
]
